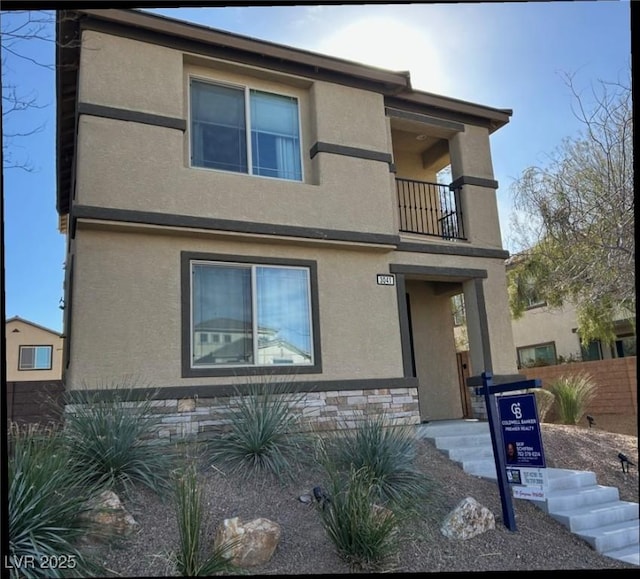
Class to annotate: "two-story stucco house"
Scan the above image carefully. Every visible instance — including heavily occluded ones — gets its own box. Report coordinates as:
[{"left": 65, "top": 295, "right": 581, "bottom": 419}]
[{"left": 56, "top": 9, "right": 520, "bottom": 434}]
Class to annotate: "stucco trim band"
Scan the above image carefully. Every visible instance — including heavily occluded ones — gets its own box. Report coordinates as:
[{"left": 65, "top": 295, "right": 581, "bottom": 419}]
[
  {"left": 396, "top": 242, "right": 509, "bottom": 260},
  {"left": 71, "top": 205, "right": 400, "bottom": 247},
  {"left": 309, "top": 141, "right": 394, "bottom": 169},
  {"left": 78, "top": 102, "right": 187, "bottom": 131},
  {"left": 71, "top": 206, "right": 510, "bottom": 261},
  {"left": 450, "top": 175, "right": 499, "bottom": 190}
]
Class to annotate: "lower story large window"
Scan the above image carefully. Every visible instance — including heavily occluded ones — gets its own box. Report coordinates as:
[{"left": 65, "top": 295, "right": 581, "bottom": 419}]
[
  {"left": 516, "top": 342, "right": 556, "bottom": 369},
  {"left": 19, "top": 345, "right": 52, "bottom": 370},
  {"left": 187, "top": 256, "right": 317, "bottom": 372}
]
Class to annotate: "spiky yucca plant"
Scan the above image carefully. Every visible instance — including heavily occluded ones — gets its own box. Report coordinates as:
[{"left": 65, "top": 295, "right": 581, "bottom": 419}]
[
  {"left": 8, "top": 424, "right": 105, "bottom": 578},
  {"left": 209, "top": 380, "right": 310, "bottom": 480},
  {"left": 548, "top": 373, "right": 598, "bottom": 425},
  {"left": 63, "top": 385, "right": 176, "bottom": 496},
  {"left": 325, "top": 413, "right": 430, "bottom": 506}
]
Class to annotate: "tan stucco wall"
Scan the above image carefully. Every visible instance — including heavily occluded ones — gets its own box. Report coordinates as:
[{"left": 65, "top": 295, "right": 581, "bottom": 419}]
[
  {"left": 5, "top": 319, "right": 64, "bottom": 382},
  {"left": 406, "top": 280, "right": 462, "bottom": 421},
  {"left": 74, "top": 29, "right": 504, "bottom": 248},
  {"left": 65, "top": 226, "right": 404, "bottom": 389},
  {"left": 512, "top": 302, "right": 589, "bottom": 362},
  {"left": 79, "top": 30, "right": 184, "bottom": 118}
]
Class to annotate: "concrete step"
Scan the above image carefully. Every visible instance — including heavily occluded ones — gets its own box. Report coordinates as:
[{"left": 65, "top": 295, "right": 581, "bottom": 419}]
[
  {"left": 466, "top": 463, "right": 497, "bottom": 481},
  {"left": 416, "top": 419, "right": 488, "bottom": 438},
  {"left": 432, "top": 432, "right": 493, "bottom": 451},
  {"left": 550, "top": 500, "right": 639, "bottom": 532},
  {"left": 576, "top": 519, "right": 640, "bottom": 553},
  {"left": 444, "top": 445, "right": 495, "bottom": 461},
  {"left": 545, "top": 468, "right": 597, "bottom": 491},
  {"left": 601, "top": 544, "right": 640, "bottom": 566},
  {"left": 543, "top": 485, "right": 620, "bottom": 514},
  {"left": 460, "top": 458, "right": 496, "bottom": 475},
  {"left": 415, "top": 420, "right": 639, "bottom": 566}
]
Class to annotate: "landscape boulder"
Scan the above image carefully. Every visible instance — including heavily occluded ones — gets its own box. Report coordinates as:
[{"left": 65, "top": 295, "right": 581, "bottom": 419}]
[
  {"left": 214, "top": 516, "right": 281, "bottom": 567},
  {"left": 440, "top": 496, "right": 495, "bottom": 540},
  {"left": 82, "top": 490, "right": 139, "bottom": 542}
]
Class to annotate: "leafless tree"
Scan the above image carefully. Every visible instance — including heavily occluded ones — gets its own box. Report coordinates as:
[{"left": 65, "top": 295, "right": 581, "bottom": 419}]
[
  {"left": 508, "top": 71, "right": 633, "bottom": 344},
  {"left": 1, "top": 9, "right": 55, "bottom": 171}
]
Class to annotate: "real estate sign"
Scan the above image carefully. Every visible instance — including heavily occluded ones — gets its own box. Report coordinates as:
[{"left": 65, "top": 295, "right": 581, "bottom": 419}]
[{"left": 498, "top": 393, "right": 547, "bottom": 499}]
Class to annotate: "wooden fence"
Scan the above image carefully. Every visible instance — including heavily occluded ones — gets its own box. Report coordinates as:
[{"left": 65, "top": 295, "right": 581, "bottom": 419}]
[{"left": 6, "top": 380, "right": 65, "bottom": 426}]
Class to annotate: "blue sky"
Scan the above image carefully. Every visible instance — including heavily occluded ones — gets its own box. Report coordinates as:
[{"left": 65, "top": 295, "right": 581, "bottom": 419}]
[{"left": 1, "top": 2, "right": 631, "bottom": 334}]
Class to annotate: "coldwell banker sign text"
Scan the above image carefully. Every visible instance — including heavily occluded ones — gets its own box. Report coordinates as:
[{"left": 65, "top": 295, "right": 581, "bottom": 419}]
[{"left": 499, "top": 393, "right": 546, "bottom": 468}]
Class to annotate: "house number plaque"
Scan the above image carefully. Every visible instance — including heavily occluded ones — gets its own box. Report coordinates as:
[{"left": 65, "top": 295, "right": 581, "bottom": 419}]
[{"left": 376, "top": 274, "right": 395, "bottom": 286}]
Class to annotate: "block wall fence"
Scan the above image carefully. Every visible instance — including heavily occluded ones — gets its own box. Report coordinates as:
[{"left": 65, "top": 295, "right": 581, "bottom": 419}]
[{"left": 521, "top": 356, "right": 637, "bottom": 418}]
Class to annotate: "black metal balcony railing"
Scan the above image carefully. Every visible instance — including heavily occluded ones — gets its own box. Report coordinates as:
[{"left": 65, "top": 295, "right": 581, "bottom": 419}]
[{"left": 396, "top": 178, "right": 466, "bottom": 240}]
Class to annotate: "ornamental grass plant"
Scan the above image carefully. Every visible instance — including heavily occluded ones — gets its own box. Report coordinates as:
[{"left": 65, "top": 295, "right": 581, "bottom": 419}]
[
  {"left": 63, "top": 384, "right": 176, "bottom": 496},
  {"left": 548, "top": 372, "right": 598, "bottom": 425},
  {"left": 171, "top": 461, "right": 238, "bottom": 576},
  {"left": 528, "top": 387, "right": 555, "bottom": 422},
  {"left": 317, "top": 464, "right": 400, "bottom": 572},
  {"left": 209, "top": 379, "right": 312, "bottom": 480},
  {"left": 8, "top": 423, "right": 106, "bottom": 579}
]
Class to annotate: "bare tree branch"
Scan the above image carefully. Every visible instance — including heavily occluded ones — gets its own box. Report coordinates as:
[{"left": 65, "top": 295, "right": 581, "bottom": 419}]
[{"left": 509, "top": 70, "right": 634, "bottom": 344}]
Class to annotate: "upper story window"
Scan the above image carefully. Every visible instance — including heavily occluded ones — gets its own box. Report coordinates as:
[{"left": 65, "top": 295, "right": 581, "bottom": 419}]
[
  {"left": 18, "top": 345, "right": 53, "bottom": 370},
  {"left": 190, "top": 78, "right": 303, "bottom": 181},
  {"left": 522, "top": 275, "right": 546, "bottom": 309}
]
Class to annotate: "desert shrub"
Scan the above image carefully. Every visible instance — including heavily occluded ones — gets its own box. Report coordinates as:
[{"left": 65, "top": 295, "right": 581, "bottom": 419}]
[
  {"left": 322, "top": 413, "right": 430, "bottom": 507},
  {"left": 63, "top": 385, "right": 176, "bottom": 496},
  {"left": 8, "top": 424, "right": 105, "bottom": 578},
  {"left": 528, "top": 387, "right": 555, "bottom": 422},
  {"left": 172, "top": 462, "right": 237, "bottom": 576},
  {"left": 318, "top": 465, "right": 400, "bottom": 571},
  {"left": 209, "top": 380, "right": 311, "bottom": 480},
  {"left": 548, "top": 373, "right": 598, "bottom": 425}
]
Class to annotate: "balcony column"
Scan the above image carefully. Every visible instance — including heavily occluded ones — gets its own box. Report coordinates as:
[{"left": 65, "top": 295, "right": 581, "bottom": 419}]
[{"left": 448, "top": 125, "right": 503, "bottom": 248}]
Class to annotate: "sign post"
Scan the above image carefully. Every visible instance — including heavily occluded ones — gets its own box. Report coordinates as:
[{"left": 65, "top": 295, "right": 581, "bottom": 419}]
[{"left": 470, "top": 371, "right": 542, "bottom": 532}]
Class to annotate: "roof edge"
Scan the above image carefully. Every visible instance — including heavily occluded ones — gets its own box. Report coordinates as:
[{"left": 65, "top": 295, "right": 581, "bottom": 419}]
[{"left": 5, "top": 316, "right": 64, "bottom": 337}]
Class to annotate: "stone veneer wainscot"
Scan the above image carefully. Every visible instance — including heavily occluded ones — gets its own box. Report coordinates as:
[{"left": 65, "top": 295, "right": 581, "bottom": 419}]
[{"left": 65, "top": 387, "right": 421, "bottom": 441}]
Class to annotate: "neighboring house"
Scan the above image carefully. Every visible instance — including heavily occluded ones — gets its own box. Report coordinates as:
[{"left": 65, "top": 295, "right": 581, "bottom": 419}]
[
  {"left": 504, "top": 257, "right": 636, "bottom": 369},
  {"left": 55, "top": 8, "right": 519, "bottom": 426},
  {"left": 4, "top": 317, "right": 64, "bottom": 382},
  {"left": 510, "top": 302, "right": 636, "bottom": 369}
]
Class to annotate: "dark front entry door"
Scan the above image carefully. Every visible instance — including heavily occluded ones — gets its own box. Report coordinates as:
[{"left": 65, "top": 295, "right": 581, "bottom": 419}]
[
  {"left": 405, "top": 293, "right": 417, "bottom": 377},
  {"left": 456, "top": 350, "right": 473, "bottom": 418}
]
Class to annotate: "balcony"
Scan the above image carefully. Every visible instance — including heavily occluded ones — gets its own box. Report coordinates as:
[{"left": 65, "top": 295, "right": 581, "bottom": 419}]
[{"left": 396, "top": 178, "right": 466, "bottom": 240}]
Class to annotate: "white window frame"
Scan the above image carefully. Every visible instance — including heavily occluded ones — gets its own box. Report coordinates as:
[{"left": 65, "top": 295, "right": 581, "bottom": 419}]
[
  {"left": 188, "top": 75, "right": 304, "bottom": 182},
  {"left": 189, "top": 260, "right": 314, "bottom": 369}
]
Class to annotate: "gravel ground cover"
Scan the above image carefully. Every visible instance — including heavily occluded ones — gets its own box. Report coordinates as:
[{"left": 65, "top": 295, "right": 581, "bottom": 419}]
[{"left": 90, "top": 419, "right": 638, "bottom": 576}]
